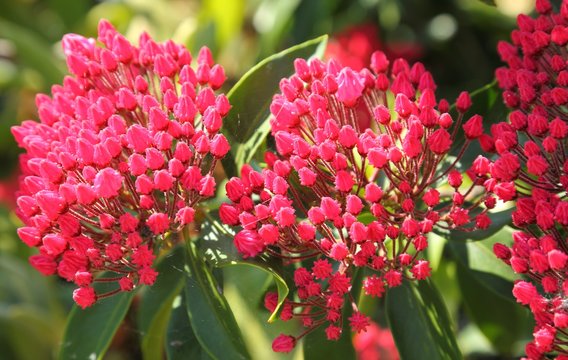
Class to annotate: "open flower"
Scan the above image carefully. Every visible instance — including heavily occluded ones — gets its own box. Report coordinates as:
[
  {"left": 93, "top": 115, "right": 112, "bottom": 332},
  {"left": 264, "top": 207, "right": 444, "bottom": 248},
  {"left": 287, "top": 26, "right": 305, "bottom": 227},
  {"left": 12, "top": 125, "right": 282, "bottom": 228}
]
[
  {"left": 221, "top": 51, "right": 490, "bottom": 351},
  {"left": 12, "top": 20, "right": 230, "bottom": 308},
  {"left": 490, "top": 1, "right": 568, "bottom": 358}
]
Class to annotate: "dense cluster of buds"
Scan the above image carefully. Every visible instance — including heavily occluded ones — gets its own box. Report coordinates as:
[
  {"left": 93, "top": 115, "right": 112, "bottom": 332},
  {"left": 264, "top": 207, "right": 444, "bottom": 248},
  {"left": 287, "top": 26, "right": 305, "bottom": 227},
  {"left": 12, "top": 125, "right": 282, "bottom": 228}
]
[
  {"left": 491, "top": 1, "right": 568, "bottom": 359},
  {"left": 11, "top": 20, "right": 230, "bottom": 308},
  {"left": 220, "top": 50, "right": 493, "bottom": 352}
]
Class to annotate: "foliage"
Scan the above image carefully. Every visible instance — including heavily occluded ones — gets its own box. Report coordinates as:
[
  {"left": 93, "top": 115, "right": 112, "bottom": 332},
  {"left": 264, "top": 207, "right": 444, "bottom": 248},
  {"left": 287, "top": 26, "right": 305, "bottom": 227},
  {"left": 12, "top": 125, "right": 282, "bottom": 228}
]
[{"left": 0, "top": 0, "right": 538, "bottom": 359}]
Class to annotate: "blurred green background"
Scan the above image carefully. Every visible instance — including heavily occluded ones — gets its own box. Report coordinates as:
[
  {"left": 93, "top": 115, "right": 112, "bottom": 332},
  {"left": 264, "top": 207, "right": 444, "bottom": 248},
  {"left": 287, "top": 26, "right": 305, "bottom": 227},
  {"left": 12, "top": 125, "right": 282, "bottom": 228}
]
[{"left": 0, "top": 0, "right": 535, "bottom": 359}]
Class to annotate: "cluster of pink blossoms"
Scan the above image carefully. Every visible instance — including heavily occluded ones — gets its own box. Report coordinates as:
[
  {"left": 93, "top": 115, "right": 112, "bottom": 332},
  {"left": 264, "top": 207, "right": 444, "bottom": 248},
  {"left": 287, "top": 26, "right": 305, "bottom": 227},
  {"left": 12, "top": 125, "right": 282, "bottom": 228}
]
[
  {"left": 220, "top": 51, "right": 493, "bottom": 352},
  {"left": 11, "top": 20, "right": 230, "bottom": 308},
  {"left": 491, "top": 1, "right": 568, "bottom": 358}
]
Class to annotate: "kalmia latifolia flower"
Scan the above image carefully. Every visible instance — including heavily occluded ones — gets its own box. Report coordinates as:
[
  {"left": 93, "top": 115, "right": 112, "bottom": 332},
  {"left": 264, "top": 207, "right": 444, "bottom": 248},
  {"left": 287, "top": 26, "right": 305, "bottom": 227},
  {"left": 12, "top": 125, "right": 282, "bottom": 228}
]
[
  {"left": 11, "top": 20, "right": 230, "bottom": 308},
  {"left": 220, "top": 50, "right": 491, "bottom": 352},
  {"left": 491, "top": 1, "right": 568, "bottom": 358}
]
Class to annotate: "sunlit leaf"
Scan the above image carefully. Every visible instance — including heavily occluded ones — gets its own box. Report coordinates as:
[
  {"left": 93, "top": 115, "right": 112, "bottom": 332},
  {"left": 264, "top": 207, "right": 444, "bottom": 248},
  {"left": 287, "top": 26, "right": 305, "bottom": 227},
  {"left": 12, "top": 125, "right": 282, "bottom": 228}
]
[
  {"left": 456, "top": 262, "right": 532, "bottom": 355},
  {"left": 138, "top": 246, "right": 185, "bottom": 360},
  {"left": 166, "top": 293, "right": 210, "bottom": 360},
  {"left": 386, "top": 279, "right": 462, "bottom": 360},
  {"left": 448, "top": 226, "right": 518, "bottom": 299},
  {"left": 447, "top": 228, "right": 532, "bottom": 353},
  {"left": 184, "top": 240, "right": 250, "bottom": 359},
  {"left": 199, "top": 211, "right": 289, "bottom": 321},
  {"left": 58, "top": 276, "right": 136, "bottom": 360},
  {"left": 222, "top": 35, "right": 328, "bottom": 177}
]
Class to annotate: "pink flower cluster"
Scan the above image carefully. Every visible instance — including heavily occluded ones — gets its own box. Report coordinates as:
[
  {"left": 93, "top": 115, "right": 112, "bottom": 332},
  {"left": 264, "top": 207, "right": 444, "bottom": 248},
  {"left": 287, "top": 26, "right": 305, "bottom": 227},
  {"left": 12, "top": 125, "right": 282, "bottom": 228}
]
[
  {"left": 491, "top": 1, "right": 568, "bottom": 358},
  {"left": 220, "top": 51, "right": 492, "bottom": 352},
  {"left": 11, "top": 20, "right": 230, "bottom": 308}
]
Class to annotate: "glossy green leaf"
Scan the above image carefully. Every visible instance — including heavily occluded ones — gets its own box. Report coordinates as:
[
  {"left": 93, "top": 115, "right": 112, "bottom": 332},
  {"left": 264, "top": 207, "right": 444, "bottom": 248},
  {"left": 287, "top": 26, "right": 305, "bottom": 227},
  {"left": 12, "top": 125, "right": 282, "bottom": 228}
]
[
  {"left": 448, "top": 226, "right": 532, "bottom": 354},
  {"left": 184, "top": 240, "right": 250, "bottom": 360},
  {"left": 221, "top": 35, "right": 328, "bottom": 177},
  {"left": 448, "top": 227, "right": 517, "bottom": 299},
  {"left": 221, "top": 261, "right": 288, "bottom": 323},
  {"left": 138, "top": 246, "right": 185, "bottom": 360},
  {"left": 456, "top": 261, "right": 532, "bottom": 355},
  {"left": 255, "top": 0, "right": 302, "bottom": 57},
  {"left": 166, "top": 293, "right": 210, "bottom": 360},
  {"left": 386, "top": 279, "right": 462, "bottom": 360},
  {"left": 58, "top": 277, "right": 136, "bottom": 360},
  {"left": 200, "top": 211, "right": 289, "bottom": 321}
]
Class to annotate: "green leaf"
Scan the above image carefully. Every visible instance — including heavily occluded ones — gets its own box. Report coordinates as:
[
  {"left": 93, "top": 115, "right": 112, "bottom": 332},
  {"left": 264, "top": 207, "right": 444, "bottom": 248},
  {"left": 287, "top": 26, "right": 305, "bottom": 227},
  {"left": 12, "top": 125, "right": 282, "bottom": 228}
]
[
  {"left": 221, "top": 35, "right": 328, "bottom": 178},
  {"left": 200, "top": 211, "right": 289, "bottom": 321},
  {"left": 184, "top": 240, "right": 250, "bottom": 360},
  {"left": 447, "top": 226, "right": 532, "bottom": 354},
  {"left": 455, "top": 261, "right": 532, "bottom": 355},
  {"left": 138, "top": 246, "right": 185, "bottom": 360},
  {"left": 448, "top": 226, "right": 518, "bottom": 299},
  {"left": 58, "top": 277, "right": 136, "bottom": 360},
  {"left": 166, "top": 293, "right": 210, "bottom": 360},
  {"left": 386, "top": 279, "right": 462, "bottom": 360},
  {"left": 478, "top": 0, "right": 496, "bottom": 6},
  {"left": 255, "top": 0, "right": 302, "bottom": 57},
  {"left": 221, "top": 261, "right": 288, "bottom": 323},
  {"left": 0, "top": 19, "right": 66, "bottom": 88}
]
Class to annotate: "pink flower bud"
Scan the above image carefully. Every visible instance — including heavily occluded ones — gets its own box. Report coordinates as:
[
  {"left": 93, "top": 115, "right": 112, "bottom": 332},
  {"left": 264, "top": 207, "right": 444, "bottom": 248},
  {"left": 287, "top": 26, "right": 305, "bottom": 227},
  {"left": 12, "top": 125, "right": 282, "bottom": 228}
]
[
  {"left": 548, "top": 249, "right": 568, "bottom": 270},
  {"left": 330, "top": 242, "right": 349, "bottom": 261},
  {"left": 73, "top": 286, "right": 97, "bottom": 309},
  {"left": 234, "top": 230, "right": 264, "bottom": 258},
  {"left": 512, "top": 281, "right": 539, "bottom": 305},
  {"left": 147, "top": 213, "right": 169, "bottom": 234},
  {"left": 176, "top": 207, "right": 195, "bottom": 226},
  {"left": 463, "top": 114, "right": 483, "bottom": 139},
  {"left": 336, "top": 68, "right": 364, "bottom": 107},
  {"left": 456, "top": 91, "right": 472, "bottom": 113},
  {"left": 272, "top": 334, "right": 295, "bottom": 353},
  {"left": 94, "top": 168, "right": 123, "bottom": 198}
]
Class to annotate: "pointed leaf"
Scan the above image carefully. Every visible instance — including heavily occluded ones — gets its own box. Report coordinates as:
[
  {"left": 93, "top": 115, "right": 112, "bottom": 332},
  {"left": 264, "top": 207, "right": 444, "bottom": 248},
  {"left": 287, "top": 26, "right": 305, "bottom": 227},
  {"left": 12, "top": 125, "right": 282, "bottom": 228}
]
[
  {"left": 184, "top": 240, "right": 250, "bottom": 360},
  {"left": 58, "top": 278, "right": 136, "bottom": 360},
  {"left": 138, "top": 246, "right": 185, "bottom": 360},
  {"left": 386, "top": 279, "right": 462, "bottom": 360},
  {"left": 448, "top": 226, "right": 518, "bottom": 300},
  {"left": 200, "top": 210, "right": 289, "bottom": 320},
  {"left": 455, "top": 261, "right": 532, "bottom": 355},
  {"left": 222, "top": 35, "right": 328, "bottom": 177},
  {"left": 166, "top": 293, "right": 210, "bottom": 360},
  {"left": 220, "top": 260, "right": 288, "bottom": 323}
]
